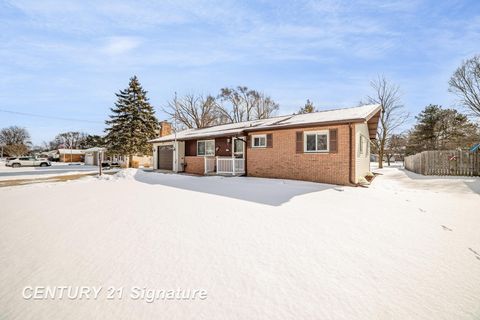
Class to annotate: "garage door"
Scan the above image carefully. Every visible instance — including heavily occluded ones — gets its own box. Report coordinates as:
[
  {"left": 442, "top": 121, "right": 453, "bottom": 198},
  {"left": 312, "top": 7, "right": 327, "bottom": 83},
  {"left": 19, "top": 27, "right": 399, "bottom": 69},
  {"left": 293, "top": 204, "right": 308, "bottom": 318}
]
[
  {"left": 158, "top": 145, "right": 173, "bottom": 170},
  {"left": 85, "top": 154, "right": 94, "bottom": 166}
]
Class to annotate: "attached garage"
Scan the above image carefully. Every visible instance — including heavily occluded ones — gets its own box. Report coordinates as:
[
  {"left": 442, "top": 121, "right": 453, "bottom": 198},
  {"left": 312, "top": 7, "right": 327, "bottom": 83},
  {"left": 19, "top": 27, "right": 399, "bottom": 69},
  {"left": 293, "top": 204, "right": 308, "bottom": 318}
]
[
  {"left": 150, "top": 140, "right": 185, "bottom": 172},
  {"left": 157, "top": 145, "right": 174, "bottom": 170}
]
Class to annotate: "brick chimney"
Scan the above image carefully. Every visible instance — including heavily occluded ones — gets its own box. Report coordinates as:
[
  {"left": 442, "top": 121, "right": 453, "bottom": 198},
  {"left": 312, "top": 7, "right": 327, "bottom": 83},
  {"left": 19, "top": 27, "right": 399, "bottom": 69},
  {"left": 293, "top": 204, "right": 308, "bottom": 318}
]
[{"left": 159, "top": 121, "right": 173, "bottom": 137}]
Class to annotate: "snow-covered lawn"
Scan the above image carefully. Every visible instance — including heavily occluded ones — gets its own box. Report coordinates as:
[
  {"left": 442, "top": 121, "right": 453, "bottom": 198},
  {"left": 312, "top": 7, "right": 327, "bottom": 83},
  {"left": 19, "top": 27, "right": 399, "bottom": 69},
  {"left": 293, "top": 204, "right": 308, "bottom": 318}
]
[{"left": 1, "top": 168, "right": 479, "bottom": 319}]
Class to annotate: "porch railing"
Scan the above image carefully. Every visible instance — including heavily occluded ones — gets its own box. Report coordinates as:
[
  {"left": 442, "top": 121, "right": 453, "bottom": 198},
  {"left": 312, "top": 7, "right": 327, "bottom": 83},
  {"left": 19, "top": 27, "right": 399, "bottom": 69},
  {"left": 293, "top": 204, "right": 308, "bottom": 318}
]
[
  {"left": 216, "top": 157, "right": 245, "bottom": 175},
  {"left": 204, "top": 156, "right": 216, "bottom": 174}
]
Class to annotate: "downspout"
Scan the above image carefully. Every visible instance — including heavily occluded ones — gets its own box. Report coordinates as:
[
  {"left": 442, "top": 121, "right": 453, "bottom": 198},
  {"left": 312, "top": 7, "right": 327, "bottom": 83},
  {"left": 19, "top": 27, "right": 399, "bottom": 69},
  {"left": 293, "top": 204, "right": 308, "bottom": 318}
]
[{"left": 349, "top": 123, "right": 357, "bottom": 186}]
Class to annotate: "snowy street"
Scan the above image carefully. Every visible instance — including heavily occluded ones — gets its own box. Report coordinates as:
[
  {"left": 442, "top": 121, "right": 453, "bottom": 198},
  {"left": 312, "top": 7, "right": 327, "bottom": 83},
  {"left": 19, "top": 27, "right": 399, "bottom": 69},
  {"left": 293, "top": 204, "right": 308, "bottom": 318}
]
[
  {"left": 1, "top": 167, "right": 479, "bottom": 319},
  {"left": 0, "top": 162, "right": 101, "bottom": 181}
]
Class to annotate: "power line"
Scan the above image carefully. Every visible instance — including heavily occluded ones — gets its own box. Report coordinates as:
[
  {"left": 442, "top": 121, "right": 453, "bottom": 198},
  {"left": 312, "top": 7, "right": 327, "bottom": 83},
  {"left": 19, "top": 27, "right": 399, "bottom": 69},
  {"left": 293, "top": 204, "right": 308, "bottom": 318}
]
[{"left": 0, "top": 108, "right": 104, "bottom": 124}]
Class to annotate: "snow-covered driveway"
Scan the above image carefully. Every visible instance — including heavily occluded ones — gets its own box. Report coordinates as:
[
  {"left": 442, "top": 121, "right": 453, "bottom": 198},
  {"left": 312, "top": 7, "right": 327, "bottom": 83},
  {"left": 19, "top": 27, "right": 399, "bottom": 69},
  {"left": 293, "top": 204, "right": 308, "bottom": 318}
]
[{"left": 0, "top": 168, "right": 479, "bottom": 319}]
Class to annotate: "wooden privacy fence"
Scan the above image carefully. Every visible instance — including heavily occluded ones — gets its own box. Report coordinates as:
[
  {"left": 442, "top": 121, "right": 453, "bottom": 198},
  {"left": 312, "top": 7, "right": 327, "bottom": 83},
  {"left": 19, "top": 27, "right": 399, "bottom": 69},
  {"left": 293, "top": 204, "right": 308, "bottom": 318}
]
[{"left": 404, "top": 150, "right": 480, "bottom": 176}]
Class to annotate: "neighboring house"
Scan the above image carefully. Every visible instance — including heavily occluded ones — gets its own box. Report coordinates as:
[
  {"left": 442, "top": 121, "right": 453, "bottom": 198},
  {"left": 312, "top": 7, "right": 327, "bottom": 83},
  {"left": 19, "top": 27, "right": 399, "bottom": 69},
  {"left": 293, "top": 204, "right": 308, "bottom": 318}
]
[
  {"left": 37, "top": 150, "right": 59, "bottom": 161},
  {"left": 84, "top": 147, "right": 106, "bottom": 166},
  {"left": 149, "top": 104, "right": 381, "bottom": 185},
  {"left": 102, "top": 121, "right": 169, "bottom": 168},
  {"left": 57, "top": 149, "right": 85, "bottom": 162},
  {"left": 106, "top": 154, "right": 153, "bottom": 168}
]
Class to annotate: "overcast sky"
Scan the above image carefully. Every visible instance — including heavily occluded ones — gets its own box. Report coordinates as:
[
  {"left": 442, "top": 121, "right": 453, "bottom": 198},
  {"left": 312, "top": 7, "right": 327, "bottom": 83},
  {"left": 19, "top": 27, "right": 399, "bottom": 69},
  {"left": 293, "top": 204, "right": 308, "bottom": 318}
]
[{"left": 1, "top": 0, "right": 479, "bottom": 144}]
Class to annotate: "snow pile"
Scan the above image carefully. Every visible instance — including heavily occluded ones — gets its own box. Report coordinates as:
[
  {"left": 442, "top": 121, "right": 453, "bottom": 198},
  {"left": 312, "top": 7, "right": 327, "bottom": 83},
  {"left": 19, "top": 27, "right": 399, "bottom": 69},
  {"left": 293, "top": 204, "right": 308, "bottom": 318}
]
[
  {"left": 96, "top": 168, "right": 138, "bottom": 181},
  {"left": 115, "top": 168, "right": 138, "bottom": 179},
  {"left": 0, "top": 167, "right": 479, "bottom": 319}
]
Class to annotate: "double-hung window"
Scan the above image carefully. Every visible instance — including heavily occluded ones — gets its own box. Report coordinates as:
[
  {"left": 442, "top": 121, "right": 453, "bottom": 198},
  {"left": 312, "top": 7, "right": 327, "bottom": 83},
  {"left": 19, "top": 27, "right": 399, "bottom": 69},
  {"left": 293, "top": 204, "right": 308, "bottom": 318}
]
[
  {"left": 252, "top": 134, "right": 267, "bottom": 148},
  {"left": 304, "top": 131, "right": 329, "bottom": 153},
  {"left": 197, "top": 140, "right": 215, "bottom": 156}
]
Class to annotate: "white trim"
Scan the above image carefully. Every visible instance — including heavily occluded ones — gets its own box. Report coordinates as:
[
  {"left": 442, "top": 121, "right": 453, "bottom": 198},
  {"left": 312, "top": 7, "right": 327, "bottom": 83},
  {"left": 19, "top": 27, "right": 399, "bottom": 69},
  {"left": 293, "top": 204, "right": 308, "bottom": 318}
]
[
  {"left": 251, "top": 134, "right": 267, "bottom": 148},
  {"left": 359, "top": 134, "right": 367, "bottom": 156},
  {"left": 359, "top": 135, "right": 364, "bottom": 155},
  {"left": 358, "top": 134, "right": 370, "bottom": 157},
  {"left": 197, "top": 139, "right": 215, "bottom": 156},
  {"left": 304, "top": 130, "right": 329, "bottom": 153},
  {"left": 233, "top": 137, "right": 245, "bottom": 158}
]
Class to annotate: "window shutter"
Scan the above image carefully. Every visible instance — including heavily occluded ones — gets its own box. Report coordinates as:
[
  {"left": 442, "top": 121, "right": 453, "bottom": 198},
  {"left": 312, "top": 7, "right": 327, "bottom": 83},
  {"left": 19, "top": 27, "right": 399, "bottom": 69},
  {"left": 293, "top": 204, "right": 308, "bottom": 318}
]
[
  {"left": 246, "top": 135, "right": 251, "bottom": 148},
  {"left": 329, "top": 129, "right": 338, "bottom": 153},
  {"left": 266, "top": 133, "right": 273, "bottom": 148},
  {"left": 296, "top": 131, "right": 303, "bottom": 153}
]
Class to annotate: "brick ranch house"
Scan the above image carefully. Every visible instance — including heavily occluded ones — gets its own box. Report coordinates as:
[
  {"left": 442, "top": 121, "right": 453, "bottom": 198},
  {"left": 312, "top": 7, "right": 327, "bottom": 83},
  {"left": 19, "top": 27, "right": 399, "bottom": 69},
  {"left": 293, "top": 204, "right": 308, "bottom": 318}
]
[{"left": 149, "top": 104, "right": 381, "bottom": 185}]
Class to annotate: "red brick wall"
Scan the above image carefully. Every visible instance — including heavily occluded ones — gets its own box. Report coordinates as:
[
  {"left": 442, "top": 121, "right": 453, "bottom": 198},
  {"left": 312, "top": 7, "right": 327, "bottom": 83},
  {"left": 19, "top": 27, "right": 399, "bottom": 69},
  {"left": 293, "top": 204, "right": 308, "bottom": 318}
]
[
  {"left": 184, "top": 156, "right": 204, "bottom": 175},
  {"left": 246, "top": 124, "right": 355, "bottom": 185}
]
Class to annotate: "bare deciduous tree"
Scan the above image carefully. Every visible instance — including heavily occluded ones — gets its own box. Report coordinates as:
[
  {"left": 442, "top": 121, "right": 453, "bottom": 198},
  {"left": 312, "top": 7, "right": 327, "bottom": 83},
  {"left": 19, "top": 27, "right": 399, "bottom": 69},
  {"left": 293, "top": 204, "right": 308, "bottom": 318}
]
[
  {"left": 385, "top": 133, "right": 407, "bottom": 165},
  {"left": 163, "top": 94, "right": 219, "bottom": 129},
  {"left": 52, "top": 132, "right": 87, "bottom": 149},
  {"left": 218, "top": 86, "right": 279, "bottom": 122},
  {"left": 449, "top": 55, "right": 480, "bottom": 117},
  {"left": 366, "top": 76, "right": 409, "bottom": 168},
  {"left": 0, "top": 126, "right": 31, "bottom": 156}
]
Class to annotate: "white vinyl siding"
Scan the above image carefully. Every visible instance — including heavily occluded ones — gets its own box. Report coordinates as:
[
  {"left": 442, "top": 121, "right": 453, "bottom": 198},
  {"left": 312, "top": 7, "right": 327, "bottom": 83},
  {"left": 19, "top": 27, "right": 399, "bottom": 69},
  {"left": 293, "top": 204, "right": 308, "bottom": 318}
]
[{"left": 355, "top": 123, "right": 371, "bottom": 183}]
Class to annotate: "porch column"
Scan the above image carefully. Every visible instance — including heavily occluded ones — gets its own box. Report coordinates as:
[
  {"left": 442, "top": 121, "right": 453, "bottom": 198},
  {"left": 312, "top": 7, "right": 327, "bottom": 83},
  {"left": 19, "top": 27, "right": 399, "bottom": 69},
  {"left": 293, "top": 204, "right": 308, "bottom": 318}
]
[{"left": 232, "top": 136, "right": 235, "bottom": 176}]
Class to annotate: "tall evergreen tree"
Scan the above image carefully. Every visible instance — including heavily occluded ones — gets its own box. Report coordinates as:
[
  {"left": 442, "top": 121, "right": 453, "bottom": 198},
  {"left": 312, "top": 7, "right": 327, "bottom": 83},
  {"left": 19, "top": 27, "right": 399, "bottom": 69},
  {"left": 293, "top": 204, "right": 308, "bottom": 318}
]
[
  {"left": 406, "top": 104, "right": 480, "bottom": 154},
  {"left": 105, "top": 76, "right": 159, "bottom": 166},
  {"left": 297, "top": 99, "right": 316, "bottom": 114}
]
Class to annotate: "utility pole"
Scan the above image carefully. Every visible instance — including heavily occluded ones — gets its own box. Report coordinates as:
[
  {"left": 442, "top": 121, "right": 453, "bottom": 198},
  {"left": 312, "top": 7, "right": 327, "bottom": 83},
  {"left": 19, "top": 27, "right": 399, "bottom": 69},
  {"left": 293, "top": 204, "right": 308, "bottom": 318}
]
[
  {"left": 173, "top": 91, "right": 178, "bottom": 173},
  {"left": 98, "top": 150, "right": 103, "bottom": 176},
  {"left": 67, "top": 133, "right": 73, "bottom": 163}
]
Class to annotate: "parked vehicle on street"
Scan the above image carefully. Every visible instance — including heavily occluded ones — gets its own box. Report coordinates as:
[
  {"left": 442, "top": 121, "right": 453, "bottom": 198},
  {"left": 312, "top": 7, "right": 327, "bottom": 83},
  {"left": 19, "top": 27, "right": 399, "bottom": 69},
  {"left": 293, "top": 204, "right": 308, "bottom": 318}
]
[
  {"left": 6, "top": 157, "right": 52, "bottom": 168},
  {"left": 101, "top": 161, "right": 120, "bottom": 169}
]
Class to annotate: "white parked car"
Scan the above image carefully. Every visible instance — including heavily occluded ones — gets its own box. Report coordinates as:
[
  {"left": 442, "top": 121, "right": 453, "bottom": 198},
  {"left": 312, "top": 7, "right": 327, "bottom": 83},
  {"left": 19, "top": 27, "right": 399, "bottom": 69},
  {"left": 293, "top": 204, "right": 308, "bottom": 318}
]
[{"left": 6, "top": 157, "right": 51, "bottom": 168}]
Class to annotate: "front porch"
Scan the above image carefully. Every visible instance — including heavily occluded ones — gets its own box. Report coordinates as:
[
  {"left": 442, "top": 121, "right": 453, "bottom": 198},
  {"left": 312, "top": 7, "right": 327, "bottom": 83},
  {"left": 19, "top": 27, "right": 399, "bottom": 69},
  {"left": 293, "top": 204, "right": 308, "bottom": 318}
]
[
  {"left": 203, "top": 156, "right": 245, "bottom": 176},
  {"left": 181, "top": 136, "right": 247, "bottom": 176}
]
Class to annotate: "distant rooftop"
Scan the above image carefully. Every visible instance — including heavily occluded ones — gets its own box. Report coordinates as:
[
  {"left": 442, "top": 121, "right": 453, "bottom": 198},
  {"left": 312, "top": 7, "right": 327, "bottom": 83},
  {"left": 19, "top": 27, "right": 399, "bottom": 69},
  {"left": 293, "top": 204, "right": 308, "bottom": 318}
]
[{"left": 57, "top": 149, "right": 86, "bottom": 154}]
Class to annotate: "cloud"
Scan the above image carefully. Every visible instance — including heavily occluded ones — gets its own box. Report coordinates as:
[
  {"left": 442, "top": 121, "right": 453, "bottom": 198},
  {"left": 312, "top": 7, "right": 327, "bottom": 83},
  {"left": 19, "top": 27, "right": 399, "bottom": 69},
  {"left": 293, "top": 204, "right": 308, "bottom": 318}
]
[
  {"left": 2, "top": 0, "right": 480, "bottom": 144},
  {"left": 100, "top": 37, "right": 142, "bottom": 56}
]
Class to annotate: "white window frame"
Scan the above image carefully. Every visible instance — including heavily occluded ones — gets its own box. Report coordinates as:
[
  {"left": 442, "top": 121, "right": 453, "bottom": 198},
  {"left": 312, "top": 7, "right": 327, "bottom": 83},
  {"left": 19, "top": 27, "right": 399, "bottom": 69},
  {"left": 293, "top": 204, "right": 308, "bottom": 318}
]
[
  {"left": 197, "top": 140, "right": 215, "bottom": 156},
  {"left": 359, "top": 134, "right": 369, "bottom": 157},
  {"left": 251, "top": 134, "right": 267, "bottom": 148},
  {"left": 359, "top": 135, "right": 364, "bottom": 155},
  {"left": 233, "top": 137, "right": 245, "bottom": 157},
  {"left": 304, "top": 130, "right": 329, "bottom": 153}
]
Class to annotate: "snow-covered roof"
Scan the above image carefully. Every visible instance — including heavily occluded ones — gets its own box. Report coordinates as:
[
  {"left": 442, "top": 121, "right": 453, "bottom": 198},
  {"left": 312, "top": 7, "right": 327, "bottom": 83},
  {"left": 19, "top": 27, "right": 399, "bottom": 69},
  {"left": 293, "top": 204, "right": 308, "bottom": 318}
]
[
  {"left": 149, "top": 104, "right": 381, "bottom": 142},
  {"left": 57, "top": 149, "right": 86, "bottom": 154},
  {"left": 85, "top": 147, "right": 106, "bottom": 152}
]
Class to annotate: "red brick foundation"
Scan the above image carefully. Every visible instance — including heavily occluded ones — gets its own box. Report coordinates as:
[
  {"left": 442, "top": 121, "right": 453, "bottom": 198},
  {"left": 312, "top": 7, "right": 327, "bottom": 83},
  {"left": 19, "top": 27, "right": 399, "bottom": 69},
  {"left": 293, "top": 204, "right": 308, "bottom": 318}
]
[{"left": 184, "top": 156, "right": 204, "bottom": 175}]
